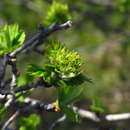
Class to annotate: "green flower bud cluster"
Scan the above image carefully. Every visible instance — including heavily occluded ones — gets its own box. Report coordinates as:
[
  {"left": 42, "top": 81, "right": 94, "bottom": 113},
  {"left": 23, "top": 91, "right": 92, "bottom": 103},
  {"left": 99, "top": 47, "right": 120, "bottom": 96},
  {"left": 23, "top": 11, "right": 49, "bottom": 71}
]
[{"left": 46, "top": 43, "right": 82, "bottom": 78}]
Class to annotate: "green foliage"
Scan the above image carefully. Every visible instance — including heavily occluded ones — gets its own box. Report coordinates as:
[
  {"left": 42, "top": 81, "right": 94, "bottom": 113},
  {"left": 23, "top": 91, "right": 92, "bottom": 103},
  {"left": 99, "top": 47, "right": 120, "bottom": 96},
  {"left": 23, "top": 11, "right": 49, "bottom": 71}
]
[
  {"left": 0, "top": 24, "right": 25, "bottom": 55},
  {"left": 28, "top": 43, "right": 83, "bottom": 85},
  {"left": 15, "top": 87, "right": 34, "bottom": 103},
  {"left": 19, "top": 114, "right": 40, "bottom": 130},
  {"left": 28, "top": 64, "right": 59, "bottom": 85},
  {"left": 0, "top": 0, "right": 129, "bottom": 129},
  {"left": 116, "top": 0, "right": 130, "bottom": 12},
  {"left": 16, "top": 94, "right": 26, "bottom": 102},
  {"left": 64, "top": 74, "right": 92, "bottom": 86},
  {"left": 58, "top": 82, "right": 83, "bottom": 107},
  {"left": 27, "top": 64, "right": 45, "bottom": 77},
  {"left": 16, "top": 74, "right": 35, "bottom": 102},
  {"left": 57, "top": 82, "right": 83, "bottom": 122},
  {"left": 0, "top": 104, "right": 6, "bottom": 121},
  {"left": 17, "top": 74, "right": 35, "bottom": 87},
  {"left": 90, "top": 98, "right": 105, "bottom": 114},
  {"left": 46, "top": 43, "right": 82, "bottom": 77},
  {"left": 27, "top": 43, "right": 85, "bottom": 123},
  {"left": 44, "top": 1, "right": 71, "bottom": 26},
  {"left": 64, "top": 106, "right": 81, "bottom": 123}
]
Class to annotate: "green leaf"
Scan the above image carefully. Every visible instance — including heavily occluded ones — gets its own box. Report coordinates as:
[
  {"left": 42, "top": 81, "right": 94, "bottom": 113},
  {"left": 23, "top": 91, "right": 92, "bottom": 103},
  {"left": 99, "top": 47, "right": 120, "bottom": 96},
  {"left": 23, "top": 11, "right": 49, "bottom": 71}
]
[
  {"left": 0, "top": 104, "right": 7, "bottom": 121},
  {"left": 19, "top": 114, "right": 40, "bottom": 130},
  {"left": 44, "top": 2, "right": 71, "bottom": 26},
  {"left": 90, "top": 98, "right": 105, "bottom": 114},
  {"left": 17, "top": 74, "right": 35, "bottom": 87},
  {"left": 27, "top": 64, "right": 59, "bottom": 85},
  {"left": 58, "top": 82, "right": 83, "bottom": 107},
  {"left": 0, "top": 24, "right": 25, "bottom": 55},
  {"left": 27, "top": 64, "right": 45, "bottom": 77},
  {"left": 64, "top": 74, "right": 92, "bottom": 86},
  {"left": 16, "top": 74, "right": 35, "bottom": 102},
  {"left": 64, "top": 107, "right": 81, "bottom": 123},
  {"left": 15, "top": 88, "right": 34, "bottom": 103}
]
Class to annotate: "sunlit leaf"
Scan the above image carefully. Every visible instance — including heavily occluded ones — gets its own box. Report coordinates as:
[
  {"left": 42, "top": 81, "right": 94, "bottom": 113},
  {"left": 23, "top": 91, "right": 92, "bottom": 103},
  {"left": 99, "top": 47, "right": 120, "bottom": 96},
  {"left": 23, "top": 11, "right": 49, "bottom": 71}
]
[
  {"left": 58, "top": 82, "right": 83, "bottom": 107},
  {"left": 19, "top": 114, "right": 40, "bottom": 130},
  {"left": 0, "top": 24, "right": 25, "bottom": 55},
  {"left": 44, "top": 2, "right": 71, "bottom": 26},
  {"left": 17, "top": 74, "right": 35, "bottom": 87}
]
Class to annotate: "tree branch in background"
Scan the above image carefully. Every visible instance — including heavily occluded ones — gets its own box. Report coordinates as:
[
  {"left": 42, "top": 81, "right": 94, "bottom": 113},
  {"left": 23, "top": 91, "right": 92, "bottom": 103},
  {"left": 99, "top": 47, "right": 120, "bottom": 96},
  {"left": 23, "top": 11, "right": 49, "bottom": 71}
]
[
  {"left": 74, "top": 106, "right": 130, "bottom": 122},
  {"left": 3, "top": 97, "right": 130, "bottom": 130}
]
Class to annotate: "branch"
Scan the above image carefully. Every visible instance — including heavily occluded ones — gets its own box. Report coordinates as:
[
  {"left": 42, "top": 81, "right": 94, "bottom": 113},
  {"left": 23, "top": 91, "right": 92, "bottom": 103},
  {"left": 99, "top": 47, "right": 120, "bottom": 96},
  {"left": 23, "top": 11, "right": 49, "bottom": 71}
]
[
  {"left": 2, "top": 97, "right": 130, "bottom": 130},
  {"left": 1, "top": 111, "right": 20, "bottom": 130},
  {"left": 105, "top": 113, "right": 130, "bottom": 121},
  {"left": 0, "top": 55, "right": 8, "bottom": 86},
  {"left": 10, "top": 21, "right": 72, "bottom": 57},
  {"left": 1, "top": 78, "right": 12, "bottom": 88},
  {"left": 72, "top": 6, "right": 129, "bottom": 35},
  {"left": 2, "top": 98, "right": 59, "bottom": 130},
  {"left": 13, "top": 77, "right": 52, "bottom": 93},
  {"left": 8, "top": 57, "right": 19, "bottom": 90},
  {"left": 0, "top": 78, "right": 52, "bottom": 105},
  {"left": 49, "top": 115, "right": 66, "bottom": 130},
  {"left": 13, "top": 80, "right": 40, "bottom": 93},
  {"left": 73, "top": 106, "right": 130, "bottom": 122}
]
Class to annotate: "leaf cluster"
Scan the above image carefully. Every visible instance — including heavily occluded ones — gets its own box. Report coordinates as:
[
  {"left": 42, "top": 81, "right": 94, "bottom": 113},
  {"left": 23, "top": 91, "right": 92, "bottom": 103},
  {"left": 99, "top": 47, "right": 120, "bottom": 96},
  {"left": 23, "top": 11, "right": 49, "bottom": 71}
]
[
  {"left": 27, "top": 43, "right": 83, "bottom": 85},
  {"left": 0, "top": 24, "right": 25, "bottom": 55},
  {"left": 57, "top": 81, "right": 82, "bottom": 123},
  {"left": 26, "top": 43, "right": 87, "bottom": 122},
  {"left": 44, "top": 1, "right": 71, "bottom": 26},
  {"left": 19, "top": 114, "right": 40, "bottom": 130}
]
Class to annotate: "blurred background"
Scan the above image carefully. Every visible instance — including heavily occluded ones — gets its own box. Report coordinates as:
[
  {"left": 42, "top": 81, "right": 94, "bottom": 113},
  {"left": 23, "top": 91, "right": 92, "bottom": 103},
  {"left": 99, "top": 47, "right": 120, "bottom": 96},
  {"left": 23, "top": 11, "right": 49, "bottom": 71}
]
[{"left": 0, "top": 0, "right": 130, "bottom": 129}]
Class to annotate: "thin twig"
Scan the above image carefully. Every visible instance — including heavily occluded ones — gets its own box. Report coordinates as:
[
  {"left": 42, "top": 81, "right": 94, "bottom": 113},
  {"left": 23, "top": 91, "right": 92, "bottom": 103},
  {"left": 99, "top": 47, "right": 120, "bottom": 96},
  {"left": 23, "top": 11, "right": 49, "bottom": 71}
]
[
  {"left": 73, "top": 106, "right": 130, "bottom": 122},
  {"left": 1, "top": 78, "right": 12, "bottom": 88},
  {"left": 0, "top": 54, "right": 8, "bottom": 86},
  {"left": 10, "top": 21, "right": 72, "bottom": 57},
  {"left": 1, "top": 110, "right": 20, "bottom": 130},
  {"left": 49, "top": 115, "right": 66, "bottom": 130}
]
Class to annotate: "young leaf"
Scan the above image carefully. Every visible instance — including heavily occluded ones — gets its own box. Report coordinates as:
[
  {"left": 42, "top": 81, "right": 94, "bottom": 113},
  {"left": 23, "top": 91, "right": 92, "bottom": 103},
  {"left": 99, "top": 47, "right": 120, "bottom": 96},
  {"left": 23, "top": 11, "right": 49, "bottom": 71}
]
[
  {"left": 58, "top": 82, "right": 83, "bottom": 107},
  {"left": 15, "top": 88, "right": 34, "bottom": 103},
  {"left": 0, "top": 24, "right": 25, "bottom": 55},
  {"left": 90, "top": 98, "right": 105, "bottom": 114},
  {"left": 64, "top": 106, "right": 81, "bottom": 123},
  {"left": 17, "top": 74, "right": 35, "bottom": 87},
  {"left": 27, "top": 64, "right": 59, "bottom": 85},
  {"left": 19, "top": 114, "right": 40, "bottom": 130},
  {"left": 64, "top": 74, "right": 91, "bottom": 86},
  {"left": 16, "top": 74, "right": 35, "bottom": 102},
  {"left": 44, "top": 2, "right": 71, "bottom": 26},
  {"left": 27, "top": 64, "right": 45, "bottom": 77}
]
